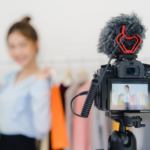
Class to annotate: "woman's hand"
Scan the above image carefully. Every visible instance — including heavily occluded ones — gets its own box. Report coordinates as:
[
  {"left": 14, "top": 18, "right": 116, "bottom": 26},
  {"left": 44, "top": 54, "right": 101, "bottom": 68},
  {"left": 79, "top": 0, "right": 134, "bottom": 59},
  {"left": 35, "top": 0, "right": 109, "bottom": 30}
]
[{"left": 36, "top": 67, "right": 51, "bottom": 80}]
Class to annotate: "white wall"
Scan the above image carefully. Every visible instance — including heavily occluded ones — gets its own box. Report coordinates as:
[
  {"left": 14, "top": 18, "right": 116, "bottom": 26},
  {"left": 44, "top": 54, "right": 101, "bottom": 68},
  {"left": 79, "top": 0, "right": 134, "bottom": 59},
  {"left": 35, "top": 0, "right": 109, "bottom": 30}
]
[
  {"left": 0, "top": 1, "right": 150, "bottom": 149},
  {"left": 0, "top": 0, "right": 150, "bottom": 81}
]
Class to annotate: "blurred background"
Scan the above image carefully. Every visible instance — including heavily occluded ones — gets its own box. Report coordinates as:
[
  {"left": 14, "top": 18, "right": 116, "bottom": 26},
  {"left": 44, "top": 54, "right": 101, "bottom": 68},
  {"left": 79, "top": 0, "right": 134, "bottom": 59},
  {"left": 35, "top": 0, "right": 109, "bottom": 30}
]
[
  {"left": 0, "top": 0, "right": 150, "bottom": 150},
  {"left": 0, "top": 0, "right": 150, "bottom": 80}
]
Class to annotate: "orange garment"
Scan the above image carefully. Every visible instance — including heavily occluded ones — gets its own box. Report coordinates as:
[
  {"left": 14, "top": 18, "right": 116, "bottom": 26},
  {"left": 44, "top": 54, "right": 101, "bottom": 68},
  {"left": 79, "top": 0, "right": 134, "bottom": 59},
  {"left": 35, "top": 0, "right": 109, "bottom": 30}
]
[
  {"left": 51, "top": 86, "right": 69, "bottom": 149},
  {"left": 130, "top": 95, "right": 133, "bottom": 105},
  {"left": 140, "top": 93, "right": 144, "bottom": 105}
]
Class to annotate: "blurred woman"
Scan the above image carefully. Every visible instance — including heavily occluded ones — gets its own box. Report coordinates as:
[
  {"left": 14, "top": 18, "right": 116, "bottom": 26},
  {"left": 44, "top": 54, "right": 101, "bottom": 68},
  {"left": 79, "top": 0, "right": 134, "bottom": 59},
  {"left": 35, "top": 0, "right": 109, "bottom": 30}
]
[
  {"left": 0, "top": 17, "right": 51, "bottom": 150},
  {"left": 124, "top": 85, "right": 131, "bottom": 103}
]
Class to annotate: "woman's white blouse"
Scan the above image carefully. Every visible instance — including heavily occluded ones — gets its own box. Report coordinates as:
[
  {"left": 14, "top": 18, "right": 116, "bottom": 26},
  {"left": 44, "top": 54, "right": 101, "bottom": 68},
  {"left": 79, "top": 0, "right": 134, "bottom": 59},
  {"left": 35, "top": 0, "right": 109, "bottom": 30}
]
[{"left": 0, "top": 72, "right": 51, "bottom": 140}]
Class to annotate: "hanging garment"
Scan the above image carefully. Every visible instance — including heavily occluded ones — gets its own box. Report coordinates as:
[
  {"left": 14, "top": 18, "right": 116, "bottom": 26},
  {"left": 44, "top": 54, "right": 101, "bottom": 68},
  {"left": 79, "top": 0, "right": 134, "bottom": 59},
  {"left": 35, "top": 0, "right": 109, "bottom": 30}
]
[
  {"left": 130, "top": 95, "right": 133, "bottom": 105},
  {"left": 40, "top": 135, "right": 49, "bottom": 150},
  {"left": 141, "top": 122, "right": 150, "bottom": 150},
  {"left": 50, "top": 86, "right": 69, "bottom": 149},
  {"left": 72, "top": 82, "right": 91, "bottom": 150},
  {"left": 143, "top": 93, "right": 147, "bottom": 105},
  {"left": 131, "top": 125, "right": 146, "bottom": 150},
  {"left": 64, "top": 77, "right": 87, "bottom": 150},
  {"left": 140, "top": 93, "right": 144, "bottom": 105},
  {"left": 60, "top": 84, "right": 69, "bottom": 111},
  {"left": 91, "top": 106, "right": 112, "bottom": 150},
  {"left": 133, "top": 94, "right": 137, "bottom": 105},
  {"left": 118, "top": 99, "right": 125, "bottom": 105},
  {"left": 137, "top": 93, "right": 141, "bottom": 105},
  {"left": 60, "top": 69, "right": 74, "bottom": 112},
  {"left": 141, "top": 93, "right": 144, "bottom": 105},
  {"left": 132, "top": 95, "right": 135, "bottom": 105}
]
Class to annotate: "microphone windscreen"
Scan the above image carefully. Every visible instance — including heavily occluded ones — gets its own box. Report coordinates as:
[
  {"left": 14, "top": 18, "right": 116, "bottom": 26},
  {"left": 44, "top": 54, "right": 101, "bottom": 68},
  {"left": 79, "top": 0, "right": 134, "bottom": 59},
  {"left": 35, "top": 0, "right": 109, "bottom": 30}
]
[
  {"left": 125, "top": 23, "right": 141, "bottom": 36},
  {"left": 98, "top": 13, "right": 146, "bottom": 58}
]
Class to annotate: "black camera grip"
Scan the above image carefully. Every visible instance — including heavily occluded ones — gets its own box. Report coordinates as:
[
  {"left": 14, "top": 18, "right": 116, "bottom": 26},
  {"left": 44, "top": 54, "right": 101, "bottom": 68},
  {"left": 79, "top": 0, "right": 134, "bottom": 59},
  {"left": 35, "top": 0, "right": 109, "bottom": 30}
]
[{"left": 81, "top": 79, "right": 99, "bottom": 118}]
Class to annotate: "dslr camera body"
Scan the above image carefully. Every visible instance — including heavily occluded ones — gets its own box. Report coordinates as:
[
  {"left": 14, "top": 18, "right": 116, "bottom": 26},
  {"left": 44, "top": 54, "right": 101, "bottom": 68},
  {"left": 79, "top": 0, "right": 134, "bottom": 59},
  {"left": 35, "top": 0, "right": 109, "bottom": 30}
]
[{"left": 95, "top": 55, "right": 150, "bottom": 112}]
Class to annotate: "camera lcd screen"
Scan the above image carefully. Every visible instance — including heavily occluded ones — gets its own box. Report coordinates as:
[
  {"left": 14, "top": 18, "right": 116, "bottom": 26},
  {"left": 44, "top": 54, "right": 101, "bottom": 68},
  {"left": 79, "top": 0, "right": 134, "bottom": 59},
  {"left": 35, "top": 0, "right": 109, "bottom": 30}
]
[{"left": 109, "top": 79, "right": 150, "bottom": 110}]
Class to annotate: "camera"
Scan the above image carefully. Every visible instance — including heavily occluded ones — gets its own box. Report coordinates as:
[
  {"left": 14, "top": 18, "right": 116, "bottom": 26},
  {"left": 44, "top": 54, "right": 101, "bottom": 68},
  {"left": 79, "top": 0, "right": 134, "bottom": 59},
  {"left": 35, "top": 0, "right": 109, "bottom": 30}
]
[
  {"left": 95, "top": 55, "right": 150, "bottom": 111},
  {"left": 70, "top": 13, "right": 150, "bottom": 150}
]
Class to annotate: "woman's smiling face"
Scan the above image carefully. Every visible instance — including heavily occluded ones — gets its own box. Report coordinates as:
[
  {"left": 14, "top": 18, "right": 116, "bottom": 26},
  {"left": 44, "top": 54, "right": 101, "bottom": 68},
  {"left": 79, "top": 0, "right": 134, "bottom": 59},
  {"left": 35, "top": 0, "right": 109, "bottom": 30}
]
[{"left": 7, "top": 31, "right": 38, "bottom": 68}]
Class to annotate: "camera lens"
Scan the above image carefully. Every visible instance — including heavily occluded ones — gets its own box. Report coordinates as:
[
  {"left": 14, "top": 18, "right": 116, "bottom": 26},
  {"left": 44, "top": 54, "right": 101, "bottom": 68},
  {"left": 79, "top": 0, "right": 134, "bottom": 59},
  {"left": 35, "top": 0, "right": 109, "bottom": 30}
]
[{"left": 126, "top": 67, "right": 135, "bottom": 75}]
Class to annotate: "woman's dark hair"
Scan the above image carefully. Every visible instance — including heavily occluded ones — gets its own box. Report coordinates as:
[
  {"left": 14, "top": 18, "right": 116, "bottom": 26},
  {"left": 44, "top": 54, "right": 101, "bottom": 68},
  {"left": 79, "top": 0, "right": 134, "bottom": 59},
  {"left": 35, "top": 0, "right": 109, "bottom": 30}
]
[
  {"left": 7, "top": 16, "right": 38, "bottom": 42},
  {"left": 124, "top": 85, "right": 129, "bottom": 89}
]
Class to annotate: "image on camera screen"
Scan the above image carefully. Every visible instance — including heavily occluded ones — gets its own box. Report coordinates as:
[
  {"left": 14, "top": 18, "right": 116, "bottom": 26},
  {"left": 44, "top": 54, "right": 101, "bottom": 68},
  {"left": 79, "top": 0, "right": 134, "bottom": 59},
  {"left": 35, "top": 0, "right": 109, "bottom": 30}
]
[{"left": 110, "top": 83, "right": 149, "bottom": 110}]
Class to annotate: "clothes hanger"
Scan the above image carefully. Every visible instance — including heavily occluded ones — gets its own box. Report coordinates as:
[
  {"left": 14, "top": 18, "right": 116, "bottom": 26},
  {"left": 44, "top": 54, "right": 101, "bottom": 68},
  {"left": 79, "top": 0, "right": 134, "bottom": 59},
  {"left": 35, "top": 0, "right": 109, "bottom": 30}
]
[
  {"left": 47, "top": 60, "right": 59, "bottom": 87},
  {"left": 62, "top": 59, "right": 74, "bottom": 86},
  {"left": 50, "top": 68, "right": 58, "bottom": 86},
  {"left": 77, "top": 58, "right": 88, "bottom": 81}
]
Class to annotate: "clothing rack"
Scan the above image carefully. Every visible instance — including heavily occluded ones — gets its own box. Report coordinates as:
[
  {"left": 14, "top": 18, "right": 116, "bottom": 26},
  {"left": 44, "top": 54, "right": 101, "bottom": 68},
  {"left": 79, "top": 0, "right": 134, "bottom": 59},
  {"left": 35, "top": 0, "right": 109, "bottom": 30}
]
[
  {"left": 0, "top": 56, "right": 107, "bottom": 65},
  {"left": 0, "top": 54, "right": 149, "bottom": 65}
]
